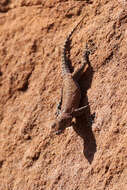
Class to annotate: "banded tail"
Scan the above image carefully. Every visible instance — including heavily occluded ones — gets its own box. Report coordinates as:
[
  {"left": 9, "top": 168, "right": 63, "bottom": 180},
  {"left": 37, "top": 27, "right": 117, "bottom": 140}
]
[{"left": 61, "top": 15, "right": 86, "bottom": 76}]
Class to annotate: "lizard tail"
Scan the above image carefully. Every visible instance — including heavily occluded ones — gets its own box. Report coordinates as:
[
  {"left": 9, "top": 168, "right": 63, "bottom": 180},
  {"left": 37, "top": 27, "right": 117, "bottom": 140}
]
[
  {"left": 61, "top": 15, "right": 86, "bottom": 76},
  {"left": 61, "top": 34, "right": 71, "bottom": 75}
]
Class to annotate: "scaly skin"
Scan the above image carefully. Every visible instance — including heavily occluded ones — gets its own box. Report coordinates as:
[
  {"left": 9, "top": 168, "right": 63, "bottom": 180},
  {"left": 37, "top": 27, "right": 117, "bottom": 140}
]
[{"left": 51, "top": 17, "right": 90, "bottom": 134}]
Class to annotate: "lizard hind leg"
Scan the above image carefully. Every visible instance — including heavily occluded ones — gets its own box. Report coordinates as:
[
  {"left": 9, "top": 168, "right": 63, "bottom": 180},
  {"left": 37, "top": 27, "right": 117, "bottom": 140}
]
[
  {"left": 72, "top": 63, "right": 86, "bottom": 82},
  {"left": 72, "top": 49, "right": 90, "bottom": 82}
]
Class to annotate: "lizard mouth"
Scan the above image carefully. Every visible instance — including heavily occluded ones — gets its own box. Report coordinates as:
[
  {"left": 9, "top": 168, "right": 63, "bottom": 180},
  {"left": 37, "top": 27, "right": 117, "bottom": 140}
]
[{"left": 51, "top": 122, "right": 64, "bottom": 135}]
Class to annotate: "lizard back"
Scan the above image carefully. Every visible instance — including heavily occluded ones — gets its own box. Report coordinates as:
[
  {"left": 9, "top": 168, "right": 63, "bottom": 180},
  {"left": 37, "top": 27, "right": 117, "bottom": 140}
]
[{"left": 61, "top": 74, "right": 81, "bottom": 113}]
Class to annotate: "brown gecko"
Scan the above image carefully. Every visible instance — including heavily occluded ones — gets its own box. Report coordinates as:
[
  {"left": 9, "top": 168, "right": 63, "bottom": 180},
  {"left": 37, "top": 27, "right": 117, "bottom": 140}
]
[{"left": 51, "top": 17, "right": 90, "bottom": 135}]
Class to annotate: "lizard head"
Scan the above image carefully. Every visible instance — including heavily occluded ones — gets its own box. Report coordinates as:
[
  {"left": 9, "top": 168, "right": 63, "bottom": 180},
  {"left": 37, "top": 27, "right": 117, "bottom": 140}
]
[{"left": 51, "top": 113, "right": 72, "bottom": 135}]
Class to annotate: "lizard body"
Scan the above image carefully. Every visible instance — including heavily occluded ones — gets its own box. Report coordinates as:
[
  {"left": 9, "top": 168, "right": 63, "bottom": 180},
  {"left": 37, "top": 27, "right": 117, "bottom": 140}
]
[{"left": 51, "top": 17, "right": 90, "bottom": 134}]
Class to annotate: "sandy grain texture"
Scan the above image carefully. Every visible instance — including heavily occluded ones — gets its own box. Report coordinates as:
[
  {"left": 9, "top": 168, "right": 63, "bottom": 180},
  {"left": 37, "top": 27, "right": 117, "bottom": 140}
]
[{"left": 0, "top": 0, "right": 127, "bottom": 190}]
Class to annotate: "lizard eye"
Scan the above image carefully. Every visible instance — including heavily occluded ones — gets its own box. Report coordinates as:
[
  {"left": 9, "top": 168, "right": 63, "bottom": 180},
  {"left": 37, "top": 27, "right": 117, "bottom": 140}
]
[{"left": 51, "top": 122, "right": 56, "bottom": 129}]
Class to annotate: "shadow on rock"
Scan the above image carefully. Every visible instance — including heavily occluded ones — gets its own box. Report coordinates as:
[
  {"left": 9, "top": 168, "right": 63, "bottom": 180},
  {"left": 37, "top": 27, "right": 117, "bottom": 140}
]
[{"left": 73, "top": 54, "right": 96, "bottom": 164}]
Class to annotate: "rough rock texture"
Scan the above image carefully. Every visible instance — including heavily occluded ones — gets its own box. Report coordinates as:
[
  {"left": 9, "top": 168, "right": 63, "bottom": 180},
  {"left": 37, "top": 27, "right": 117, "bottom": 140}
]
[{"left": 0, "top": 0, "right": 127, "bottom": 190}]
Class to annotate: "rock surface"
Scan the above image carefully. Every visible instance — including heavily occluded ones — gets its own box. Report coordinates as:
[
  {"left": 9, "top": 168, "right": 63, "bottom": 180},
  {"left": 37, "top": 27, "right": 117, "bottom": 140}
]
[{"left": 0, "top": 0, "right": 127, "bottom": 190}]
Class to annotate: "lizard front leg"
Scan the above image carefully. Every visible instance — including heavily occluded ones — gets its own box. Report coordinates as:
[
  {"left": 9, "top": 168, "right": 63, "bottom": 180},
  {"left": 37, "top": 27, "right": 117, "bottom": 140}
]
[
  {"left": 72, "top": 105, "right": 89, "bottom": 117},
  {"left": 55, "top": 88, "right": 63, "bottom": 117}
]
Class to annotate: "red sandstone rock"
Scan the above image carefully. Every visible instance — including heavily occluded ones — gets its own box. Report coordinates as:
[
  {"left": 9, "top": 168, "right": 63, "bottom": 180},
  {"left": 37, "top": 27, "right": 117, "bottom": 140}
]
[{"left": 0, "top": 0, "right": 127, "bottom": 189}]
